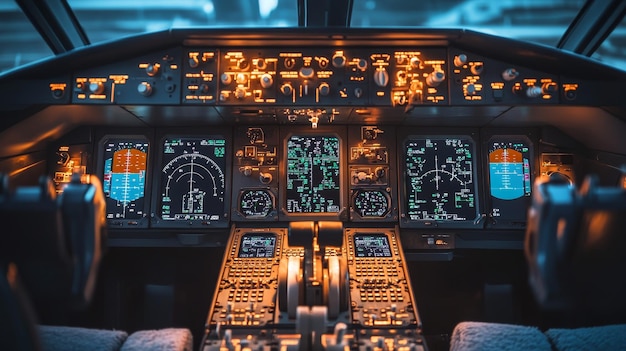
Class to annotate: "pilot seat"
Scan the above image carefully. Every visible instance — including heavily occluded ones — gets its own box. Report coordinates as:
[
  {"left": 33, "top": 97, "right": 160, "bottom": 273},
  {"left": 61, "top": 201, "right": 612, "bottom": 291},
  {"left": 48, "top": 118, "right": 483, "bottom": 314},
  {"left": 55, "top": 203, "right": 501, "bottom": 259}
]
[{"left": 0, "top": 173, "right": 192, "bottom": 351}]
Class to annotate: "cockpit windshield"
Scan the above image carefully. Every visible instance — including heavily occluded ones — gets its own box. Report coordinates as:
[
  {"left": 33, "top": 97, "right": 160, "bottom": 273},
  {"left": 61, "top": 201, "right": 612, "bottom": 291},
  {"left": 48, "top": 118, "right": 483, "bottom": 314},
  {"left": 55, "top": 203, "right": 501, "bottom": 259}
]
[{"left": 1, "top": 0, "right": 626, "bottom": 74}]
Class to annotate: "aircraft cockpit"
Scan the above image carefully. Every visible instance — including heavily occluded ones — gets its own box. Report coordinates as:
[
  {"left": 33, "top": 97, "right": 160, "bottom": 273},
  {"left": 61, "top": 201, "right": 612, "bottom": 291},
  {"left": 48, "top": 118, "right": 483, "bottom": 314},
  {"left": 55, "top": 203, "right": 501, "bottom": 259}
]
[{"left": 1, "top": 1, "right": 626, "bottom": 350}]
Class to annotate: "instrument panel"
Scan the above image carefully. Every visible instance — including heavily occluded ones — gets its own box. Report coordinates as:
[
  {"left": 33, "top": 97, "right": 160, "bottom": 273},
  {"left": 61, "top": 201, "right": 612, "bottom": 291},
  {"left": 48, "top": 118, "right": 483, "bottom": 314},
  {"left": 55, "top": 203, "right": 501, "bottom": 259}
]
[{"left": 86, "top": 126, "right": 541, "bottom": 245}]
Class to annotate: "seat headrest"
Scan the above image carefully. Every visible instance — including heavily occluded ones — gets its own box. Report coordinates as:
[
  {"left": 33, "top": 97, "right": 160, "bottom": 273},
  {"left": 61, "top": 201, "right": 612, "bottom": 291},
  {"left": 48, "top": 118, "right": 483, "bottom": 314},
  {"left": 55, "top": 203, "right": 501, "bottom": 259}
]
[{"left": 525, "top": 173, "right": 626, "bottom": 316}]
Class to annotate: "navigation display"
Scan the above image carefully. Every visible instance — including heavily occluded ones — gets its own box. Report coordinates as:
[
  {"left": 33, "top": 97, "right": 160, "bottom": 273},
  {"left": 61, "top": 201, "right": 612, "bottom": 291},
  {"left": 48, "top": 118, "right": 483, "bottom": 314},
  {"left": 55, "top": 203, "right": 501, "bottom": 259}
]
[
  {"left": 488, "top": 136, "right": 532, "bottom": 224},
  {"left": 286, "top": 135, "right": 341, "bottom": 213},
  {"left": 238, "top": 234, "right": 277, "bottom": 258},
  {"left": 101, "top": 137, "right": 149, "bottom": 225},
  {"left": 404, "top": 137, "right": 478, "bottom": 223},
  {"left": 156, "top": 136, "right": 227, "bottom": 225},
  {"left": 354, "top": 234, "right": 392, "bottom": 258}
]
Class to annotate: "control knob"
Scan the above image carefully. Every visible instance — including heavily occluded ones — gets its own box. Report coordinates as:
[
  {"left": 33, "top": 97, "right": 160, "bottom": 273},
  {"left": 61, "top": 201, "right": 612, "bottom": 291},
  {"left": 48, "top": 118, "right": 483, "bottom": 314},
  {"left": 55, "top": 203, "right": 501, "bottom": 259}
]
[
  {"left": 354, "top": 87, "right": 363, "bottom": 98},
  {"left": 237, "top": 59, "right": 249, "bottom": 70},
  {"left": 332, "top": 52, "right": 346, "bottom": 68},
  {"left": 256, "top": 58, "right": 267, "bottom": 70},
  {"left": 236, "top": 73, "right": 247, "bottom": 85},
  {"left": 259, "top": 172, "right": 272, "bottom": 184},
  {"left": 409, "top": 56, "right": 421, "bottom": 69},
  {"left": 470, "top": 63, "right": 484, "bottom": 75},
  {"left": 542, "top": 82, "right": 558, "bottom": 95},
  {"left": 137, "top": 82, "right": 153, "bottom": 96},
  {"left": 75, "top": 81, "right": 88, "bottom": 92},
  {"left": 221, "top": 73, "right": 232, "bottom": 85},
  {"left": 299, "top": 67, "right": 315, "bottom": 79},
  {"left": 199, "top": 84, "right": 210, "bottom": 94},
  {"left": 318, "top": 57, "right": 329, "bottom": 69},
  {"left": 465, "top": 83, "right": 477, "bottom": 95},
  {"left": 375, "top": 167, "right": 385, "bottom": 179},
  {"left": 280, "top": 83, "right": 293, "bottom": 96},
  {"left": 235, "top": 86, "right": 246, "bottom": 99},
  {"left": 284, "top": 58, "right": 296, "bottom": 69},
  {"left": 357, "top": 58, "right": 368, "bottom": 71},
  {"left": 373, "top": 67, "right": 389, "bottom": 87},
  {"left": 259, "top": 74, "right": 273, "bottom": 89},
  {"left": 526, "top": 86, "right": 543, "bottom": 98},
  {"left": 502, "top": 68, "right": 519, "bottom": 81},
  {"left": 146, "top": 63, "right": 160, "bottom": 77},
  {"left": 453, "top": 54, "right": 468, "bottom": 67},
  {"left": 89, "top": 81, "right": 105, "bottom": 94},
  {"left": 188, "top": 57, "right": 199, "bottom": 68},
  {"left": 426, "top": 70, "right": 445, "bottom": 87},
  {"left": 318, "top": 82, "right": 330, "bottom": 96}
]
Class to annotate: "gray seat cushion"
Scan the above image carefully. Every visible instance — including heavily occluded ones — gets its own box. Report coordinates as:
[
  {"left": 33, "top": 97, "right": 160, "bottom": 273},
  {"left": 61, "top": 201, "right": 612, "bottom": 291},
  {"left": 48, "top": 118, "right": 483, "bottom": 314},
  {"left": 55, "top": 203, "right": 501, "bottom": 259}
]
[
  {"left": 450, "top": 321, "right": 552, "bottom": 351},
  {"left": 121, "top": 328, "right": 193, "bottom": 351},
  {"left": 545, "top": 324, "right": 626, "bottom": 351},
  {"left": 39, "top": 325, "right": 128, "bottom": 351}
]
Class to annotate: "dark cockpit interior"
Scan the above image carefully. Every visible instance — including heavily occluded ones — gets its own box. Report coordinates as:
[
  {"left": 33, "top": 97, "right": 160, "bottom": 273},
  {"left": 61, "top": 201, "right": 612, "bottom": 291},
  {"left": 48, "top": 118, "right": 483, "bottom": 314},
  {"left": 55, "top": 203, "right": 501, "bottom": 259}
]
[{"left": 1, "top": 1, "right": 626, "bottom": 350}]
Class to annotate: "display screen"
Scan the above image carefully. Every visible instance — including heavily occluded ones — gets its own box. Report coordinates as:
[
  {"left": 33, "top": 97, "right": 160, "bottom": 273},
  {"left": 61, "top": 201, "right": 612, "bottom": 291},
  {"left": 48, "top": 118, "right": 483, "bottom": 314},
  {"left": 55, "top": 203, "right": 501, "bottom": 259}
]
[
  {"left": 101, "top": 137, "right": 149, "bottom": 222},
  {"left": 354, "top": 234, "right": 392, "bottom": 258},
  {"left": 404, "top": 137, "right": 478, "bottom": 222},
  {"left": 238, "top": 234, "right": 277, "bottom": 258},
  {"left": 352, "top": 189, "right": 390, "bottom": 218},
  {"left": 488, "top": 137, "right": 532, "bottom": 223},
  {"left": 239, "top": 189, "right": 274, "bottom": 218},
  {"left": 158, "top": 137, "right": 226, "bottom": 222},
  {"left": 286, "top": 135, "right": 341, "bottom": 213}
]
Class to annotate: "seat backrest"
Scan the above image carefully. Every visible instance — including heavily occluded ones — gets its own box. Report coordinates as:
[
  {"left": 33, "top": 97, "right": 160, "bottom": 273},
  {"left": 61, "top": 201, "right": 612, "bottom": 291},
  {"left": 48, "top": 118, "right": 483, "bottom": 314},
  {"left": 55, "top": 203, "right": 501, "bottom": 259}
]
[
  {"left": 0, "top": 173, "right": 107, "bottom": 319},
  {"left": 525, "top": 173, "right": 626, "bottom": 318}
]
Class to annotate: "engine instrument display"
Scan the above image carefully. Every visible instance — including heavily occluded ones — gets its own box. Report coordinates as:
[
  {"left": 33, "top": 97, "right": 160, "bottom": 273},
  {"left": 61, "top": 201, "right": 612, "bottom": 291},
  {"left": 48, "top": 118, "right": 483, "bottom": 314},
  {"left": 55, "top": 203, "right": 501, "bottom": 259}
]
[
  {"left": 404, "top": 137, "right": 478, "bottom": 224},
  {"left": 101, "top": 137, "right": 149, "bottom": 225},
  {"left": 488, "top": 136, "right": 532, "bottom": 224},
  {"left": 352, "top": 189, "right": 390, "bottom": 218},
  {"left": 354, "top": 233, "right": 392, "bottom": 258},
  {"left": 239, "top": 189, "right": 274, "bottom": 218},
  {"left": 286, "top": 135, "right": 341, "bottom": 214},
  {"left": 238, "top": 233, "right": 277, "bottom": 258},
  {"left": 157, "top": 137, "right": 227, "bottom": 225}
]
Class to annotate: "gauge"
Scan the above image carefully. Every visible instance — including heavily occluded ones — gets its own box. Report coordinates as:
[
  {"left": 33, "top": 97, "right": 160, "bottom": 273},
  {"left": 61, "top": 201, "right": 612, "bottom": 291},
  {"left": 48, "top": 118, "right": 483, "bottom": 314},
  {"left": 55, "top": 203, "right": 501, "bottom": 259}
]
[
  {"left": 353, "top": 189, "right": 390, "bottom": 218},
  {"left": 159, "top": 137, "right": 226, "bottom": 222},
  {"left": 239, "top": 189, "right": 274, "bottom": 218},
  {"left": 101, "top": 137, "right": 149, "bottom": 222},
  {"left": 489, "top": 139, "right": 531, "bottom": 200},
  {"left": 487, "top": 136, "right": 533, "bottom": 226}
]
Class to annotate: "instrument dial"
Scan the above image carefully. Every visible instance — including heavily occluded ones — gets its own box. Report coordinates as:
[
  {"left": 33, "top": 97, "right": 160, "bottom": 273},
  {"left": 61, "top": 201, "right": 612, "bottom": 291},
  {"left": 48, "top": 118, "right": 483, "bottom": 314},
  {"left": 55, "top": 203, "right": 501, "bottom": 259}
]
[
  {"left": 239, "top": 189, "right": 274, "bottom": 218},
  {"left": 353, "top": 189, "right": 390, "bottom": 218}
]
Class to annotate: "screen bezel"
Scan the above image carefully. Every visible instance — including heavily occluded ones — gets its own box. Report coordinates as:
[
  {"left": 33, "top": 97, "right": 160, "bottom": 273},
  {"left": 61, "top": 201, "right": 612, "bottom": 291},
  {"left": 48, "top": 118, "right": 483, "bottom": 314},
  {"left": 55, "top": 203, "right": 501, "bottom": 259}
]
[
  {"left": 150, "top": 130, "right": 231, "bottom": 229},
  {"left": 279, "top": 126, "right": 347, "bottom": 221},
  {"left": 399, "top": 131, "right": 483, "bottom": 229},
  {"left": 96, "top": 133, "right": 152, "bottom": 228},
  {"left": 483, "top": 131, "right": 536, "bottom": 229}
]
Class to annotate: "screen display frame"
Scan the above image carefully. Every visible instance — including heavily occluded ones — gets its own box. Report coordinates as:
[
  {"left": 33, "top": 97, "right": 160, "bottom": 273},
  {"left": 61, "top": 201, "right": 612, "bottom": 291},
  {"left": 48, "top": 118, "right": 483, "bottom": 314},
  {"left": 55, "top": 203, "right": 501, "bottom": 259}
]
[
  {"left": 483, "top": 132, "right": 536, "bottom": 228},
  {"left": 97, "top": 133, "right": 152, "bottom": 228},
  {"left": 399, "top": 131, "right": 483, "bottom": 229},
  {"left": 279, "top": 126, "right": 347, "bottom": 221},
  {"left": 151, "top": 130, "right": 231, "bottom": 228},
  {"left": 353, "top": 233, "right": 393, "bottom": 258},
  {"left": 237, "top": 233, "right": 277, "bottom": 258}
]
